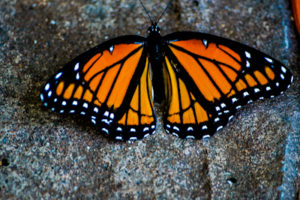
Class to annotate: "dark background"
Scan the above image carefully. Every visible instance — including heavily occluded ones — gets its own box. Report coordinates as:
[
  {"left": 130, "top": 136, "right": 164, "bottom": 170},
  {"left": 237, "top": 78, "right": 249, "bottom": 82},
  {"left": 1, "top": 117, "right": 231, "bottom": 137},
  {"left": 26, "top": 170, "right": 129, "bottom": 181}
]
[{"left": 0, "top": 0, "right": 299, "bottom": 199}]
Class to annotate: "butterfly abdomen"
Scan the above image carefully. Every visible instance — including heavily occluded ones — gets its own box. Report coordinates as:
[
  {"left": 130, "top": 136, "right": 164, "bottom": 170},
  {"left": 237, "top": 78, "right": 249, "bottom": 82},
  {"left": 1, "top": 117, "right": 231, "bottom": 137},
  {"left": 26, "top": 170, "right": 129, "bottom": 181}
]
[{"left": 146, "top": 24, "right": 167, "bottom": 104}]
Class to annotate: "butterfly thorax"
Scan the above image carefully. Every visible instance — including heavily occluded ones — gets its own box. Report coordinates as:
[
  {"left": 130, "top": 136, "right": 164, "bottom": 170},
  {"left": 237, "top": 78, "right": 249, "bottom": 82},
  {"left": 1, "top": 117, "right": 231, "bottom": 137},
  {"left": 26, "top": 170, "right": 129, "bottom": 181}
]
[{"left": 146, "top": 23, "right": 166, "bottom": 104}]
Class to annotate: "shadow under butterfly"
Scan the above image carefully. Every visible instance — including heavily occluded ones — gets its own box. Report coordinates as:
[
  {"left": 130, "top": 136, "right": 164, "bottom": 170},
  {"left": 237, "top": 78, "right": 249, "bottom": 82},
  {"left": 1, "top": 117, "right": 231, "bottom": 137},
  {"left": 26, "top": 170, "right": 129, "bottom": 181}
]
[{"left": 40, "top": 1, "right": 293, "bottom": 141}]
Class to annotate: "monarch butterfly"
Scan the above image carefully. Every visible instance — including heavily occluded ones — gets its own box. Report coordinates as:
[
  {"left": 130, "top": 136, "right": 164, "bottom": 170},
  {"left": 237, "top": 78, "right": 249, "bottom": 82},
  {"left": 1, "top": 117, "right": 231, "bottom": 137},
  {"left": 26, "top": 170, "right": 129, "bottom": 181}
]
[{"left": 40, "top": 1, "right": 293, "bottom": 141}]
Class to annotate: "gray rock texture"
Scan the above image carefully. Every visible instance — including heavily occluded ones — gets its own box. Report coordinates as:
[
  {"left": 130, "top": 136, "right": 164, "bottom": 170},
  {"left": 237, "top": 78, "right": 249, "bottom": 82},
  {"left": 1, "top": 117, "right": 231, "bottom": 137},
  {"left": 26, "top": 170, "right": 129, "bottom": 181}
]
[{"left": 0, "top": 0, "right": 299, "bottom": 199}]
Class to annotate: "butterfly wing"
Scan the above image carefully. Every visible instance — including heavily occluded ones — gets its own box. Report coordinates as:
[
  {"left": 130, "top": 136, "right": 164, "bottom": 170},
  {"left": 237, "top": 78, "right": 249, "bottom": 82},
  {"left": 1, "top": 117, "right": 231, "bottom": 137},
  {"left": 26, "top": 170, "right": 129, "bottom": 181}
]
[
  {"left": 162, "top": 32, "right": 293, "bottom": 139},
  {"left": 40, "top": 36, "right": 156, "bottom": 141}
]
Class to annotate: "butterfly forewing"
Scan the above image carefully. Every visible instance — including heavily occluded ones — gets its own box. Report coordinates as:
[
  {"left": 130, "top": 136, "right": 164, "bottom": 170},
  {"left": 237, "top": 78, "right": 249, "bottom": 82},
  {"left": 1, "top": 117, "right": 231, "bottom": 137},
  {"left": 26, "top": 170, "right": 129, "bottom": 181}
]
[
  {"left": 163, "top": 32, "right": 293, "bottom": 139},
  {"left": 40, "top": 36, "right": 156, "bottom": 141}
]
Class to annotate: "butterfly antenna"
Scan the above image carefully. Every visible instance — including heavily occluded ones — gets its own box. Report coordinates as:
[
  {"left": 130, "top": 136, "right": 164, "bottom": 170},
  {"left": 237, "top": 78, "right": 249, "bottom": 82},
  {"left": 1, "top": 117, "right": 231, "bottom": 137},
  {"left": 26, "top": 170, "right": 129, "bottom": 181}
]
[
  {"left": 139, "top": 0, "right": 154, "bottom": 24},
  {"left": 156, "top": 0, "right": 173, "bottom": 23}
]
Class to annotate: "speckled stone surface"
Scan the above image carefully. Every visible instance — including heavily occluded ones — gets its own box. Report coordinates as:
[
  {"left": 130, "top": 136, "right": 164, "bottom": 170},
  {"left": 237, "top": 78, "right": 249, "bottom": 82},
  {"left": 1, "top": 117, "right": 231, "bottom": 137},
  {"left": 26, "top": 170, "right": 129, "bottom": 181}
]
[{"left": 0, "top": 0, "right": 299, "bottom": 199}]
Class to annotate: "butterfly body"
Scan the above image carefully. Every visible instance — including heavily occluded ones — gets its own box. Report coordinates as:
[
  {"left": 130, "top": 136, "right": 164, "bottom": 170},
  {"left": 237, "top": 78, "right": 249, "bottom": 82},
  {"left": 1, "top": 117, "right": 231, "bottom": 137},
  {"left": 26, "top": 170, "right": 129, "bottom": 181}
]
[
  {"left": 41, "top": 22, "right": 293, "bottom": 141},
  {"left": 146, "top": 23, "right": 167, "bottom": 103}
]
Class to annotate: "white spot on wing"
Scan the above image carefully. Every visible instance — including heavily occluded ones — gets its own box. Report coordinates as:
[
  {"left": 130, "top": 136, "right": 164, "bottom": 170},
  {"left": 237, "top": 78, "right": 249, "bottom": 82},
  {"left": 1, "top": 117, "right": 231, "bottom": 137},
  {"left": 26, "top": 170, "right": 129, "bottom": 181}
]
[
  {"left": 266, "top": 86, "right": 271, "bottom": 91},
  {"left": 280, "top": 74, "right": 285, "bottom": 80},
  {"left": 216, "top": 126, "right": 223, "bottom": 131},
  {"left": 115, "top": 136, "right": 123, "bottom": 140},
  {"left": 74, "top": 63, "right": 80, "bottom": 71},
  {"left": 104, "top": 111, "right": 109, "bottom": 117},
  {"left": 203, "top": 135, "right": 210, "bottom": 139},
  {"left": 76, "top": 73, "right": 80, "bottom": 80},
  {"left": 186, "top": 135, "right": 195, "bottom": 139},
  {"left": 40, "top": 94, "right": 44, "bottom": 101},
  {"left": 203, "top": 39, "right": 208, "bottom": 47},
  {"left": 83, "top": 102, "right": 88, "bottom": 108},
  {"left": 130, "top": 128, "right": 136, "bottom": 132},
  {"left": 109, "top": 113, "right": 114, "bottom": 119},
  {"left": 187, "top": 127, "right": 193, "bottom": 131},
  {"left": 62, "top": 101, "right": 67, "bottom": 106},
  {"left": 101, "top": 119, "right": 110, "bottom": 124},
  {"left": 102, "top": 128, "right": 109, "bottom": 134},
  {"left": 44, "top": 83, "right": 50, "bottom": 91},
  {"left": 202, "top": 125, "right": 208, "bottom": 130},
  {"left": 243, "top": 91, "right": 249, "bottom": 97},
  {"left": 265, "top": 57, "right": 273, "bottom": 63},
  {"left": 55, "top": 72, "right": 62, "bottom": 79},
  {"left": 173, "top": 126, "right": 179, "bottom": 131},
  {"left": 172, "top": 132, "right": 179, "bottom": 137},
  {"left": 109, "top": 45, "right": 114, "bottom": 53},
  {"left": 245, "top": 51, "right": 251, "bottom": 58},
  {"left": 281, "top": 66, "right": 286, "bottom": 73},
  {"left": 254, "top": 88, "right": 260, "bottom": 93},
  {"left": 129, "top": 137, "right": 137, "bottom": 141},
  {"left": 246, "top": 60, "right": 250, "bottom": 68},
  {"left": 72, "top": 100, "right": 78, "bottom": 106},
  {"left": 93, "top": 107, "right": 99, "bottom": 113}
]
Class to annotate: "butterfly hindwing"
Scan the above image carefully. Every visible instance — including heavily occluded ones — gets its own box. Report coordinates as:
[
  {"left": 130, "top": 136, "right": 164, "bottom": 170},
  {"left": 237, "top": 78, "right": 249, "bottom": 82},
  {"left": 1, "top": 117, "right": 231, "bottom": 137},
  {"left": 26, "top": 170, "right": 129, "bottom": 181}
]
[
  {"left": 163, "top": 32, "right": 293, "bottom": 139},
  {"left": 40, "top": 36, "right": 156, "bottom": 140}
]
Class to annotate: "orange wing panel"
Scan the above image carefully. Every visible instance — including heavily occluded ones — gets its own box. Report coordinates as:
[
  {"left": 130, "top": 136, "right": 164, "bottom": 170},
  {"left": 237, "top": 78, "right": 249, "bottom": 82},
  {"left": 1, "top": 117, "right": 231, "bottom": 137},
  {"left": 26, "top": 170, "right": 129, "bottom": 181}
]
[
  {"left": 220, "top": 64, "right": 238, "bottom": 81},
  {"left": 73, "top": 85, "right": 83, "bottom": 99},
  {"left": 63, "top": 84, "right": 75, "bottom": 99},
  {"left": 56, "top": 81, "right": 64, "bottom": 96},
  {"left": 179, "top": 79, "right": 191, "bottom": 110},
  {"left": 265, "top": 66, "right": 275, "bottom": 80},
  {"left": 89, "top": 73, "right": 103, "bottom": 91},
  {"left": 116, "top": 56, "right": 155, "bottom": 127},
  {"left": 199, "top": 58, "right": 232, "bottom": 94},
  {"left": 169, "top": 46, "right": 221, "bottom": 101},
  {"left": 83, "top": 43, "right": 141, "bottom": 80},
  {"left": 140, "top": 58, "right": 154, "bottom": 116},
  {"left": 183, "top": 108, "right": 196, "bottom": 124},
  {"left": 107, "top": 48, "right": 143, "bottom": 108},
  {"left": 245, "top": 74, "right": 258, "bottom": 87},
  {"left": 171, "top": 39, "right": 241, "bottom": 71},
  {"left": 254, "top": 71, "right": 268, "bottom": 85},
  {"left": 96, "top": 63, "right": 121, "bottom": 104}
]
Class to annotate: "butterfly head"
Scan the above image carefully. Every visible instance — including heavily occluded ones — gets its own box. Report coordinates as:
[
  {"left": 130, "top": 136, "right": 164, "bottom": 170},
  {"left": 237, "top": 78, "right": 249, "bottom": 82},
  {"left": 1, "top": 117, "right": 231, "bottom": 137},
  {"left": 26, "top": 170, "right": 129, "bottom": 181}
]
[{"left": 148, "top": 23, "right": 161, "bottom": 35}]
